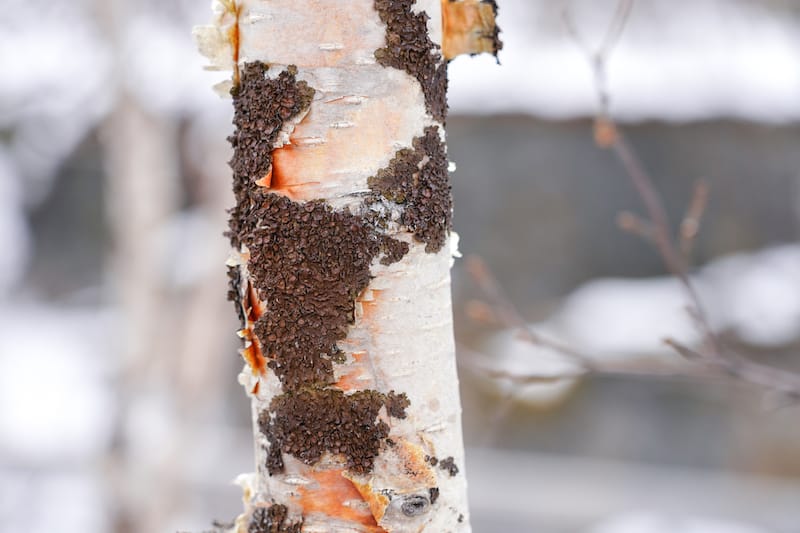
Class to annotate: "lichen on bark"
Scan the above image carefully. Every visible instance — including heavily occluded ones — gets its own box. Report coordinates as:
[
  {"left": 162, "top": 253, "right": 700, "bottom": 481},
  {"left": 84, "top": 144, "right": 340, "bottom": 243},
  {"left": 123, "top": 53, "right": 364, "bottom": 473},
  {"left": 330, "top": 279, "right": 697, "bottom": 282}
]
[
  {"left": 368, "top": 126, "right": 452, "bottom": 253},
  {"left": 374, "top": 0, "right": 449, "bottom": 122}
]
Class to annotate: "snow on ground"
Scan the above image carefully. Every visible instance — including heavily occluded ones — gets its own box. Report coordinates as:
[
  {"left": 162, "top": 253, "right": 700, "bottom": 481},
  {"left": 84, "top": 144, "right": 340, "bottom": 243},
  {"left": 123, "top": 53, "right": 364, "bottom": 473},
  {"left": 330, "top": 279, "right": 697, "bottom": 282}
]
[{"left": 449, "top": 0, "right": 800, "bottom": 122}]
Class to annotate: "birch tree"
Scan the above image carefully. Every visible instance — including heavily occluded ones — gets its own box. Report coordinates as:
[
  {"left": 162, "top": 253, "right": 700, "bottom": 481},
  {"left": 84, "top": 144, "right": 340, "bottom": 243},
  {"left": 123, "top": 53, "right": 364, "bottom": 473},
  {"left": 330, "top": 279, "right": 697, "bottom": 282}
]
[{"left": 195, "top": 1, "right": 500, "bottom": 531}]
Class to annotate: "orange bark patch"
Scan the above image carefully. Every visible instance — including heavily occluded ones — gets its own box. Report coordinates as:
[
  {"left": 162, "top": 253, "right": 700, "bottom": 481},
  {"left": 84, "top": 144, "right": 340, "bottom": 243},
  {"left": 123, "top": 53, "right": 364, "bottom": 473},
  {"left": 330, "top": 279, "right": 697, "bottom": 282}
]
[
  {"left": 442, "top": 0, "right": 500, "bottom": 60},
  {"left": 392, "top": 439, "right": 438, "bottom": 488},
  {"left": 345, "top": 476, "right": 391, "bottom": 525},
  {"left": 295, "top": 468, "right": 386, "bottom": 532},
  {"left": 335, "top": 351, "right": 370, "bottom": 391},
  {"left": 247, "top": 282, "right": 264, "bottom": 321},
  {"left": 241, "top": 281, "right": 267, "bottom": 376},
  {"left": 360, "top": 289, "right": 384, "bottom": 321},
  {"left": 241, "top": 341, "right": 267, "bottom": 376},
  {"left": 224, "top": 0, "right": 242, "bottom": 86},
  {"left": 269, "top": 144, "right": 323, "bottom": 200}
]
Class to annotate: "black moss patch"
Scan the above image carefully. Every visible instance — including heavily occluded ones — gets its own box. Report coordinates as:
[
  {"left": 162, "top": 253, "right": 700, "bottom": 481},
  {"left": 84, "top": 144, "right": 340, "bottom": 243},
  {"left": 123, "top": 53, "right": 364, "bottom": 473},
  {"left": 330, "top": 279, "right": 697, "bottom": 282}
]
[
  {"left": 439, "top": 456, "right": 459, "bottom": 477},
  {"left": 248, "top": 504, "right": 302, "bottom": 533},
  {"left": 260, "top": 388, "right": 409, "bottom": 475},
  {"left": 228, "top": 62, "right": 315, "bottom": 248},
  {"left": 428, "top": 487, "right": 440, "bottom": 505},
  {"left": 374, "top": 0, "right": 448, "bottom": 122},
  {"left": 368, "top": 126, "right": 451, "bottom": 253}
]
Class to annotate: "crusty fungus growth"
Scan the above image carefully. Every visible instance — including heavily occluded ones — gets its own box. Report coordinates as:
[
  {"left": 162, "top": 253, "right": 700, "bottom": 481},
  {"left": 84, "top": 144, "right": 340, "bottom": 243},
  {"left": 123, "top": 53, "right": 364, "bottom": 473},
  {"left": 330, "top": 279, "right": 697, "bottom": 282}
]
[
  {"left": 385, "top": 390, "right": 411, "bottom": 419},
  {"left": 227, "top": 62, "right": 315, "bottom": 249},
  {"left": 374, "top": 0, "right": 448, "bottom": 122},
  {"left": 229, "top": 63, "right": 409, "bottom": 391},
  {"left": 248, "top": 504, "right": 302, "bottom": 533},
  {"left": 227, "top": 264, "right": 246, "bottom": 328},
  {"left": 439, "top": 456, "right": 459, "bottom": 477},
  {"left": 243, "top": 194, "right": 409, "bottom": 390},
  {"left": 228, "top": 61, "right": 414, "bottom": 477},
  {"left": 261, "top": 389, "right": 402, "bottom": 475},
  {"left": 368, "top": 126, "right": 452, "bottom": 253}
]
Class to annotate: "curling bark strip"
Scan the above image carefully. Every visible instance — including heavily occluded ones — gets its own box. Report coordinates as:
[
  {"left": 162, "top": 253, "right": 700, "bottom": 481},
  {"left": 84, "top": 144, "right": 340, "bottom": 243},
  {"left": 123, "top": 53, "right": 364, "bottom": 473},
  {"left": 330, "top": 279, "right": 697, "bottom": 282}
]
[{"left": 195, "top": 1, "right": 500, "bottom": 531}]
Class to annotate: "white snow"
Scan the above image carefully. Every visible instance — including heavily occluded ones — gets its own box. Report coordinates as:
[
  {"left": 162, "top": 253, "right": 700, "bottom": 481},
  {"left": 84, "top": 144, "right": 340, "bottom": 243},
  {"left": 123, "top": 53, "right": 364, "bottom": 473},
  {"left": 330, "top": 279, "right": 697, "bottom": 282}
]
[
  {"left": 702, "top": 245, "right": 800, "bottom": 348},
  {"left": 481, "top": 244, "right": 800, "bottom": 405},
  {"left": 448, "top": 0, "right": 800, "bottom": 122},
  {"left": 0, "top": 470, "right": 109, "bottom": 533},
  {"left": 555, "top": 277, "right": 701, "bottom": 359},
  {"left": 0, "top": 302, "right": 116, "bottom": 462},
  {"left": 588, "top": 511, "right": 772, "bottom": 533}
]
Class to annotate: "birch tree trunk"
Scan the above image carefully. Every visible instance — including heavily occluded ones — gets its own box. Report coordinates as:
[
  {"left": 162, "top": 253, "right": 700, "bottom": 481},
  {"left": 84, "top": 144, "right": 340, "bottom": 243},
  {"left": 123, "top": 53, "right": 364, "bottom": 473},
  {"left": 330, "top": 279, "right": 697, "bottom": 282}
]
[{"left": 195, "top": 1, "right": 499, "bottom": 531}]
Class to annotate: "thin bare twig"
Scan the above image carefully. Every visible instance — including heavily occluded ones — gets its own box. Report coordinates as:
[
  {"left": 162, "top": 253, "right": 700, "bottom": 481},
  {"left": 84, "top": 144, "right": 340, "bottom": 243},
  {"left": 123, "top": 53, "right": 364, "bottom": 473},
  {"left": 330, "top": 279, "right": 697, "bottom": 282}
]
[
  {"left": 559, "top": 0, "right": 800, "bottom": 399},
  {"left": 616, "top": 210, "right": 657, "bottom": 243},
  {"left": 561, "top": 0, "right": 634, "bottom": 118},
  {"left": 464, "top": 0, "right": 800, "bottom": 405},
  {"left": 465, "top": 256, "right": 594, "bottom": 371},
  {"left": 464, "top": 256, "right": 726, "bottom": 387},
  {"left": 679, "top": 180, "right": 710, "bottom": 261}
]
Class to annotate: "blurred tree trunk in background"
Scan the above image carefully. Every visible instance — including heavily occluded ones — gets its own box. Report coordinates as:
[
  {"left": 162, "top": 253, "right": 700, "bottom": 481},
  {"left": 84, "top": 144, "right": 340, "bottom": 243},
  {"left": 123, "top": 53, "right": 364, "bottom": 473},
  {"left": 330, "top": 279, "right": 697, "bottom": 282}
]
[{"left": 97, "top": 1, "right": 235, "bottom": 531}]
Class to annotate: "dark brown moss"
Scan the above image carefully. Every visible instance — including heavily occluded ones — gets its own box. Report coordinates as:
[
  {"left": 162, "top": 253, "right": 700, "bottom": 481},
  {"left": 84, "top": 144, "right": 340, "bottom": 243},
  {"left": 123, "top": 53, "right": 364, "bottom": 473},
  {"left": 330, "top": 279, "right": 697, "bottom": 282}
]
[
  {"left": 379, "top": 235, "right": 410, "bottom": 266},
  {"left": 439, "top": 456, "right": 459, "bottom": 477},
  {"left": 241, "top": 194, "right": 408, "bottom": 390},
  {"left": 374, "top": 0, "right": 448, "bottom": 122},
  {"left": 230, "top": 63, "right": 409, "bottom": 389},
  {"left": 385, "top": 390, "right": 410, "bottom": 418},
  {"left": 248, "top": 504, "right": 302, "bottom": 533},
  {"left": 226, "top": 264, "right": 246, "bottom": 329},
  {"left": 368, "top": 126, "right": 452, "bottom": 253},
  {"left": 428, "top": 487, "right": 440, "bottom": 505},
  {"left": 230, "top": 61, "right": 415, "bottom": 478},
  {"left": 261, "top": 388, "right": 394, "bottom": 475},
  {"left": 228, "top": 62, "right": 315, "bottom": 248},
  {"left": 425, "top": 454, "right": 438, "bottom": 467}
]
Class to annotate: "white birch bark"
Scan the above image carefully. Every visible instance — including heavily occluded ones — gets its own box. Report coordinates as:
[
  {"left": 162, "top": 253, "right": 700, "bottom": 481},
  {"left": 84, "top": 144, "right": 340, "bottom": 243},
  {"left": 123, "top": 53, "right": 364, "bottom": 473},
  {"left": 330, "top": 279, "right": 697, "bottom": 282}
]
[{"left": 194, "top": 1, "right": 499, "bottom": 531}]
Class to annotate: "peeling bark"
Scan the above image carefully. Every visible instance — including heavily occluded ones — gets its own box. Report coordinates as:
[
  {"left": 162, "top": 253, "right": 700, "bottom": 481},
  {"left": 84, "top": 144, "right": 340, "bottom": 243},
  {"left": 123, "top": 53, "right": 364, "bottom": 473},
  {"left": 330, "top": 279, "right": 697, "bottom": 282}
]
[
  {"left": 195, "top": 1, "right": 500, "bottom": 531},
  {"left": 442, "top": 0, "right": 502, "bottom": 60}
]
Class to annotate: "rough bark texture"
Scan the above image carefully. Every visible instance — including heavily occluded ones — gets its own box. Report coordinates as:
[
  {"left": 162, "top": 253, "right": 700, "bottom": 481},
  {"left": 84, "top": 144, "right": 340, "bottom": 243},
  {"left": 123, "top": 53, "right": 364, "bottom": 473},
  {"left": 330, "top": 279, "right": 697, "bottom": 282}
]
[{"left": 195, "top": 1, "right": 500, "bottom": 531}]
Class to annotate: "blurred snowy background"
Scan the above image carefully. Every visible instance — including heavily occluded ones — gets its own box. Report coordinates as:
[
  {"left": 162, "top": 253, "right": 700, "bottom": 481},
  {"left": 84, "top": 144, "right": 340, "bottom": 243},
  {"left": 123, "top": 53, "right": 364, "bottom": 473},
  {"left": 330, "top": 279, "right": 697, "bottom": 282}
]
[{"left": 0, "top": 0, "right": 799, "bottom": 532}]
